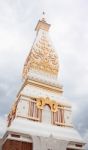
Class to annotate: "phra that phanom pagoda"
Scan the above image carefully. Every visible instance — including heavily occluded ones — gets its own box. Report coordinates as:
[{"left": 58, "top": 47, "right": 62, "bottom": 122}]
[{"left": 0, "top": 14, "right": 85, "bottom": 150}]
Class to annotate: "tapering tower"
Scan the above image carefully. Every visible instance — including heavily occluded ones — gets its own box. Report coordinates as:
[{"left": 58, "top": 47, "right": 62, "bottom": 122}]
[{"left": 1, "top": 15, "right": 85, "bottom": 150}]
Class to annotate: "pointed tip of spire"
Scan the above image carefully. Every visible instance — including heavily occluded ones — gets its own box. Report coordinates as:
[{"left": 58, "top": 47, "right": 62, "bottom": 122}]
[
  {"left": 42, "top": 11, "right": 46, "bottom": 17},
  {"left": 35, "top": 12, "right": 51, "bottom": 32},
  {"left": 41, "top": 11, "right": 46, "bottom": 22}
]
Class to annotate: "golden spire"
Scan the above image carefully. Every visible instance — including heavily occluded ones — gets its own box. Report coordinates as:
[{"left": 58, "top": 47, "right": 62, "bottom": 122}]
[
  {"left": 42, "top": 11, "right": 46, "bottom": 21},
  {"left": 23, "top": 15, "right": 59, "bottom": 79}
]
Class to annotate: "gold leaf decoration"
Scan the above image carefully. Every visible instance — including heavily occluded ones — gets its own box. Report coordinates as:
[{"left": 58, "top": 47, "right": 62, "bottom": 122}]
[
  {"left": 36, "top": 97, "right": 58, "bottom": 112},
  {"left": 23, "top": 32, "right": 59, "bottom": 79}
]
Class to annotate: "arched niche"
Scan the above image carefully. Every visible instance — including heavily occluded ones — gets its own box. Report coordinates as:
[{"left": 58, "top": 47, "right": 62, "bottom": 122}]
[{"left": 42, "top": 105, "right": 51, "bottom": 124}]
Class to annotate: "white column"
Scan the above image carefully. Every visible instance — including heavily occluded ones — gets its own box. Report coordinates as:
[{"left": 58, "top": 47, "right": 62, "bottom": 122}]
[
  {"left": 32, "top": 136, "right": 41, "bottom": 150},
  {"left": 32, "top": 135, "right": 68, "bottom": 150}
]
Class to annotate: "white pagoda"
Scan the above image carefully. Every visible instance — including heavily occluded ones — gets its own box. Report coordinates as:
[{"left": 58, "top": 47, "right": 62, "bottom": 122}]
[{"left": 0, "top": 15, "right": 85, "bottom": 150}]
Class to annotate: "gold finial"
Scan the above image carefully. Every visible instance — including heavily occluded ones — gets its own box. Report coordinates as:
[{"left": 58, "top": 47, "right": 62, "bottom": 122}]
[
  {"left": 42, "top": 11, "right": 46, "bottom": 21},
  {"left": 43, "top": 11, "right": 45, "bottom": 16}
]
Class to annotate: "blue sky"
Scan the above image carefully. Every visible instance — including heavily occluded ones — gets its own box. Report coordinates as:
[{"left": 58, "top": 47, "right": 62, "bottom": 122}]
[{"left": 0, "top": 0, "right": 88, "bottom": 146}]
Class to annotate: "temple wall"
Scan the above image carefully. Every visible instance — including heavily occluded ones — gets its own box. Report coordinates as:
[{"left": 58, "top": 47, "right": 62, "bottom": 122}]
[{"left": 21, "top": 84, "right": 61, "bottom": 102}]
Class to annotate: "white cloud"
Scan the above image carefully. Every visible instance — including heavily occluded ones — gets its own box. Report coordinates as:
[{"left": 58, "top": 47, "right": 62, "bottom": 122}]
[{"left": 0, "top": 115, "right": 7, "bottom": 137}]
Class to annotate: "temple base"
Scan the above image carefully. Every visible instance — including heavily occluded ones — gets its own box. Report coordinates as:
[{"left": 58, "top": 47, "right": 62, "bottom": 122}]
[
  {"left": 0, "top": 130, "right": 85, "bottom": 150},
  {"left": 2, "top": 139, "right": 32, "bottom": 150}
]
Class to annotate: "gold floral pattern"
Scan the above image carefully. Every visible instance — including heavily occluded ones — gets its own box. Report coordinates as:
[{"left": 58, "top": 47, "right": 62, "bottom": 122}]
[
  {"left": 23, "top": 26, "right": 59, "bottom": 79},
  {"left": 36, "top": 97, "right": 58, "bottom": 112}
]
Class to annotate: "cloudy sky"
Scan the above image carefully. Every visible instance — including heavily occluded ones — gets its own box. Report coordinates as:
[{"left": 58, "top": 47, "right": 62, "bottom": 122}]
[{"left": 0, "top": 0, "right": 88, "bottom": 146}]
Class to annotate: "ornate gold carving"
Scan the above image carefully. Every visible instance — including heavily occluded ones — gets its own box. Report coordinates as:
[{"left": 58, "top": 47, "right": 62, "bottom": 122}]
[
  {"left": 36, "top": 97, "right": 58, "bottom": 112},
  {"left": 23, "top": 30, "right": 59, "bottom": 78},
  {"left": 51, "top": 101, "right": 58, "bottom": 112},
  {"left": 36, "top": 98, "right": 44, "bottom": 109}
]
